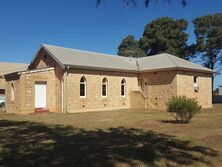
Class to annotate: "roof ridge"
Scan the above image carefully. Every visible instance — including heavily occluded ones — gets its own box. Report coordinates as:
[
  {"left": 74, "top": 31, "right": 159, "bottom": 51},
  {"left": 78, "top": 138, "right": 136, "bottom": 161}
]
[{"left": 166, "top": 54, "right": 179, "bottom": 67}]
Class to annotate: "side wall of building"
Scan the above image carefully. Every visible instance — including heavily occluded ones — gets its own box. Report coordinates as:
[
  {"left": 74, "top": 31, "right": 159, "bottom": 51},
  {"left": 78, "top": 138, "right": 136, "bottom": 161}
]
[
  {"left": 0, "top": 77, "right": 5, "bottom": 94},
  {"left": 176, "top": 71, "right": 212, "bottom": 108},
  {"left": 66, "top": 69, "right": 139, "bottom": 113},
  {"left": 5, "top": 74, "right": 21, "bottom": 113},
  {"left": 139, "top": 71, "right": 178, "bottom": 110}
]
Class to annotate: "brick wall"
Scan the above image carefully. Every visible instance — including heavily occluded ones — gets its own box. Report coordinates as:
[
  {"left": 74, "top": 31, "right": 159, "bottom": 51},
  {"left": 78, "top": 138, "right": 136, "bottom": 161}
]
[
  {"left": 176, "top": 71, "right": 212, "bottom": 108},
  {"left": 5, "top": 74, "right": 21, "bottom": 113},
  {"left": 5, "top": 68, "right": 62, "bottom": 113},
  {"left": 139, "top": 71, "right": 178, "bottom": 110},
  {"left": 66, "top": 69, "right": 139, "bottom": 113},
  {"left": 0, "top": 77, "right": 5, "bottom": 90},
  {"left": 138, "top": 70, "right": 212, "bottom": 110}
]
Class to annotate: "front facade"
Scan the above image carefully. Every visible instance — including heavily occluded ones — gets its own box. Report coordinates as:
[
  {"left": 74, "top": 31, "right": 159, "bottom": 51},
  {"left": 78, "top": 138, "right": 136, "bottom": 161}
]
[{"left": 4, "top": 44, "right": 214, "bottom": 113}]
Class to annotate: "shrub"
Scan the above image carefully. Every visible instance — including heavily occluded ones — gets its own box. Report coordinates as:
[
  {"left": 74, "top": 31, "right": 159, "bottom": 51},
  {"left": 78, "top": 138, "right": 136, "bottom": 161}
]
[{"left": 166, "top": 96, "right": 201, "bottom": 123}]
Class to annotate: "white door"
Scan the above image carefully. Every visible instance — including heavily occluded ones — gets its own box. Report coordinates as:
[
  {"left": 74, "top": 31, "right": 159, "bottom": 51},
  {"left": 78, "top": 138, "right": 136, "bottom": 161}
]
[{"left": 35, "top": 82, "right": 46, "bottom": 108}]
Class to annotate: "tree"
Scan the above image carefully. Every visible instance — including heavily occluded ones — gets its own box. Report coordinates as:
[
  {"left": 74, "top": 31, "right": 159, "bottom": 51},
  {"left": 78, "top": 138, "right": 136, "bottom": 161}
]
[
  {"left": 167, "top": 96, "right": 201, "bottom": 123},
  {"left": 139, "top": 17, "right": 189, "bottom": 58},
  {"left": 118, "top": 35, "right": 146, "bottom": 57},
  {"left": 193, "top": 13, "right": 222, "bottom": 88},
  {"left": 96, "top": 0, "right": 187, "bottom": 8}
]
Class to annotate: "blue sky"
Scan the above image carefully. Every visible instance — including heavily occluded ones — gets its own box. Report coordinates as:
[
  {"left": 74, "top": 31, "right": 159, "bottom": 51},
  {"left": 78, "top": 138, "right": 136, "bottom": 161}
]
[{"left": 0, "top": 0, "right": 221, "bottom": 88}]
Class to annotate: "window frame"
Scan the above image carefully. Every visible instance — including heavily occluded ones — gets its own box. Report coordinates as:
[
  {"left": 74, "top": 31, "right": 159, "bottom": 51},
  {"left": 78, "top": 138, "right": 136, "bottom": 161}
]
[
  {"left": 121, "top": 79, "right": 126, "bottom": 97},
  {"left": 193, "top": 76, "right": 199, "bottom": 92},
  {"left": 102, "top": 77, "right": 108, "bottom": 98},
  {"left": 80, "top": 77, "right": 86, "bottom": 98}
]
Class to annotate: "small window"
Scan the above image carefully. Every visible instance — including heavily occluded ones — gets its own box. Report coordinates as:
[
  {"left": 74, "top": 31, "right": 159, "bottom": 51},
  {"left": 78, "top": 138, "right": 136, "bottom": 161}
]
[
  {"left": 80, "top": 76, "right": 86, "bottom": 98},
  {"left": 193, "top": 76, "right": 199, "bottom": 92},
  {"left": 11, "top": 83, "right": 15, "bottom": 101},
  {"left": 194, "top": 76, "right": 197, "bottom": 83},
  {"left": 121, "top": 79, "right": 126, "bottom": 97},
  {"left": 102, "top": 77, "right": 108, "bottom": 97}
]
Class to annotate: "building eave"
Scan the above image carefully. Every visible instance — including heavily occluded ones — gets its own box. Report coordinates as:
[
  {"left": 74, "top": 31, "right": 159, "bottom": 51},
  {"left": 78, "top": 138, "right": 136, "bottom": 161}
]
[
  {"left": 64, "top": 64, "right": 139, "bottom": 73},
  {"left": 139, "top": 67, "right": 214, "bottom": 74}
]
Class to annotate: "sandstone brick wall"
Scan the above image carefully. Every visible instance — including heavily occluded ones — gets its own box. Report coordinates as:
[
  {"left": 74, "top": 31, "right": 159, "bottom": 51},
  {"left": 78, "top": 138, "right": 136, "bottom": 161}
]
[
  {"left": 0, "top": 77, "right": 5, "bottom": 94},
  {"left": 139, "top": 71, "right": 178, "bottom": 110},
  {"left": 176, "top": 71, "right": 212, "bottom": 108},
  {"left": 5, "top": 74, "right": 21, "bottom": 113},
  {"left": 66, "top": 69, "right": 139, "bottom": 113},
  {"left": 5, "top": 68, "right": 62, "bottom": 113},
  {"left": 129, "top": 91, "right": 146, "bottom": 109}
]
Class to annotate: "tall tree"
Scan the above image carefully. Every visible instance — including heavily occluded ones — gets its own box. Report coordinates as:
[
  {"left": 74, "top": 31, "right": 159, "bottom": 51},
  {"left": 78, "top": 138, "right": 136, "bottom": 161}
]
[
  {"left": 193, "top": 13, "right": 222, "bottom": 88},
  {"left": 118, "top": 35, "right": 146, "bottom": 57},
  {"left": 139, "top": 17, "right": 189, "bottom": 58}
]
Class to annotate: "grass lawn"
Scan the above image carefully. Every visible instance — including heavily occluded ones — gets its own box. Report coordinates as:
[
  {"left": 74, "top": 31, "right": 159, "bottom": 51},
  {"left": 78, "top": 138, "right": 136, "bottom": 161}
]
[{"left": 0, "top": 106, "right": 222, "bottom": 167}]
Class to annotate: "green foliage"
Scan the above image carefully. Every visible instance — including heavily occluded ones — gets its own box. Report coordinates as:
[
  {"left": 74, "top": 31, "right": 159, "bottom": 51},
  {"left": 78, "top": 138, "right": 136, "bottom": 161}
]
[
  {"left": 118, "top": 17, "right": 191, "bottom": 59},
  {"left": 140, "top": 17, "right": 190, "bottom": 58},
  {"left": 193, "top": 13, "right": 222, "bottom": 71},
  {"left": 118, "top": 35, "right": 146, "bottom": 57},
  {"left": 167, "top": 96, "right": 201, "bottom": 123}
]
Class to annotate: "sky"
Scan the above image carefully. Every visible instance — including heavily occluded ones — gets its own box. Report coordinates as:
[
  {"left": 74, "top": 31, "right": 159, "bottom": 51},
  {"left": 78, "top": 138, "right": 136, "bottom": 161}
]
[{"left": 0, "top": 0, "right": 221, "bottom": 88}]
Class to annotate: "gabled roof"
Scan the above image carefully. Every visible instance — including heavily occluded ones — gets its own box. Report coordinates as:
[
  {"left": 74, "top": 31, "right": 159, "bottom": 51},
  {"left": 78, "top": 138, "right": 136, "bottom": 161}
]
[
  {"left": 41, "top": 44, "right": 213, "bottom": 73},
  {"left": 0, "top": 62, "right": 28, "bottom": 76},
  {"left": 42, "top": 44, "right": 138, "bottom": 72}
]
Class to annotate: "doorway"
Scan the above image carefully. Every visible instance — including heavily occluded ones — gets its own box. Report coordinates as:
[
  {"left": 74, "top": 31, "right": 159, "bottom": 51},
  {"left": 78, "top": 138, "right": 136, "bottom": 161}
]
[{"left": 35, "top": 82, "right": 47, "bottom": 108}]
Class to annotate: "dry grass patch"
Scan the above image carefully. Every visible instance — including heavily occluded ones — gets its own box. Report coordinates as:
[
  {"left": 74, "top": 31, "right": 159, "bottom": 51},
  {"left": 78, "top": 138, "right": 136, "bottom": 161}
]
[{"left": 0, "top": 105, "right": 222, "bottom": 167}]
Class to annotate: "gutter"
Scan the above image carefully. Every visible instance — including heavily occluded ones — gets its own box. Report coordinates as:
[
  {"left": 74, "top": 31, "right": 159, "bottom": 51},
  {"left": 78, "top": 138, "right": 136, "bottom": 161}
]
[
  {"left": 64, "top": 64, "right": 139, "bottom": 74},
  {"left": 138, "top": 67, "right": 215, "bottom": 74}
]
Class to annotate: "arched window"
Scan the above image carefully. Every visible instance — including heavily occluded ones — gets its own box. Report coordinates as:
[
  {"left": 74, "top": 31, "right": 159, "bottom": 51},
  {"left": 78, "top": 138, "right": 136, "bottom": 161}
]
[
  {"left": 121, "top": 79, "right": 126, "bottom": 97},
  {"left": 102, "top": 77, "right": 108, "bottom": 97},
  {"left": 80, "top": 76, "right": 86, "bottom": 98},
  {"left": 11, "top": 83, "right": 15, "bottom": 101}
]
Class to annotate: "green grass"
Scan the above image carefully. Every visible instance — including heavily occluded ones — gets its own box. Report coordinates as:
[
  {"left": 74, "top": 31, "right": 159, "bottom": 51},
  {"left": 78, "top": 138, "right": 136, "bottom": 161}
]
[{"left": 0, "top": 106, "right": 222, "bottom": 167}]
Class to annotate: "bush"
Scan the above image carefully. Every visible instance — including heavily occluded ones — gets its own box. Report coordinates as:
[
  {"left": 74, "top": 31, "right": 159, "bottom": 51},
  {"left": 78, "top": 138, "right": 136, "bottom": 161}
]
[{"left": 166, "top": 96, "right": 201, "bottom": 123}]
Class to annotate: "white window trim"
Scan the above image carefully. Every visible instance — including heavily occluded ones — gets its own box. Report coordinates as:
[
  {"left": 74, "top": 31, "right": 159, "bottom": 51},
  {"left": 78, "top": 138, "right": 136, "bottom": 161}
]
[
  {"left": 193, "top": 76, "right": 199, "bottom": 92},
  {"left": 102, "top": 81, "right": 108, "bottom": 98},
  {"left": 80, "top": 79, "right": 86, "bottom": 98}
]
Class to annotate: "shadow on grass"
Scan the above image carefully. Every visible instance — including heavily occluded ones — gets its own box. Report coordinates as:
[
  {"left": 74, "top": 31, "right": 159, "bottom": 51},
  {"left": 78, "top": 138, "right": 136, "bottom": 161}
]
[
  {"left": 161, "top": 120, "right": 189, "bottom": 124},
  {"left": 0, "top": 120, "right": 218, "bottom": 167}
]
